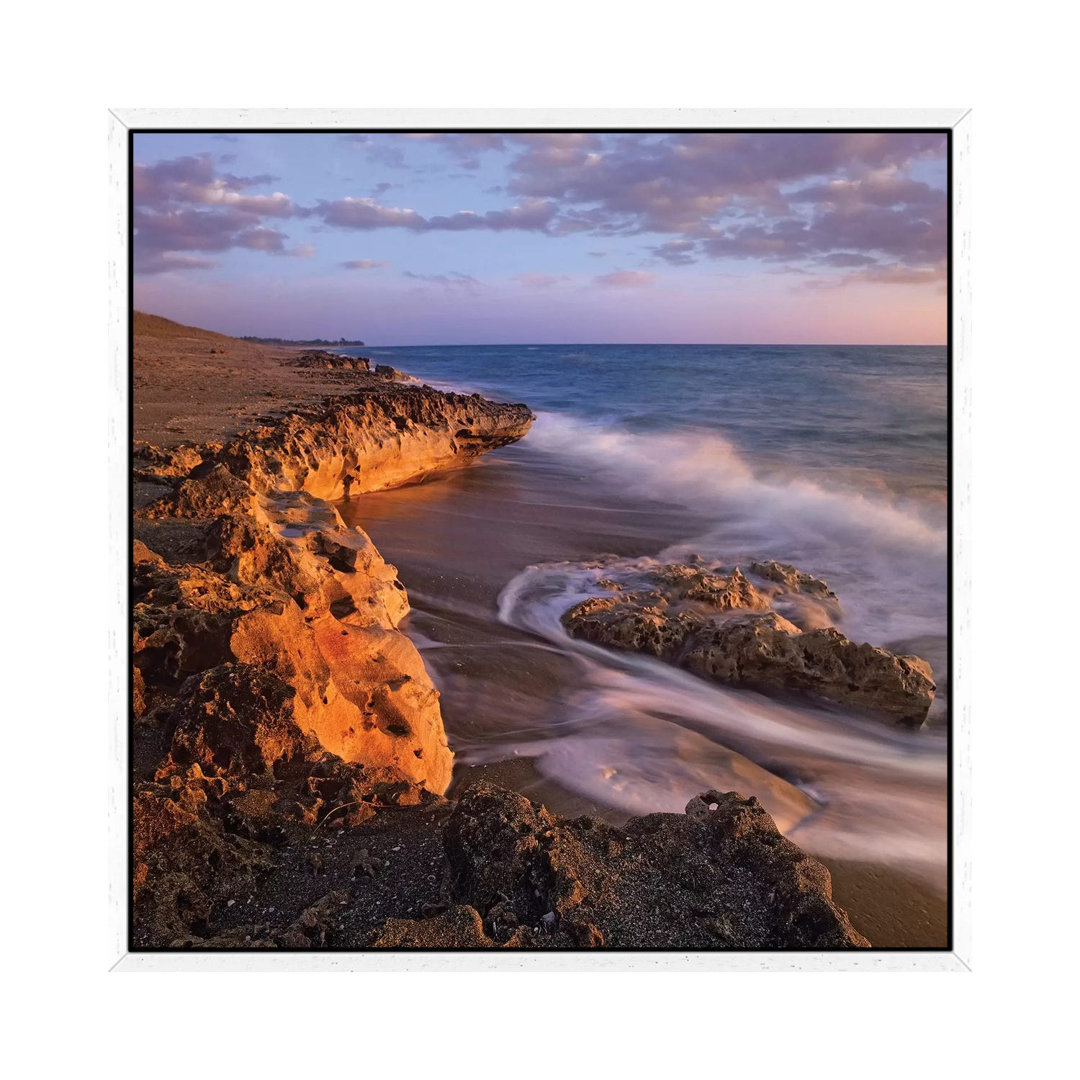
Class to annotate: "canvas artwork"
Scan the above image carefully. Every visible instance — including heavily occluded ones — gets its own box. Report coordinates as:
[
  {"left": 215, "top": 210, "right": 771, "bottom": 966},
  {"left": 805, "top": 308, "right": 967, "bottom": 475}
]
[{"left": 129, "top": 124, "right": 951, "bottom": 955}]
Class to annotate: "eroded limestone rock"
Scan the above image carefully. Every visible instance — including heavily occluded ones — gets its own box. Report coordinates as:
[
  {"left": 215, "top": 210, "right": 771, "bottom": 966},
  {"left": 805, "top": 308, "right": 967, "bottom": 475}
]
[
  {"left": 562, "top": 560, "right": 934, "bottom": 726},
  {"left": 133, "top": 551, "right": 452, "bottom": 790},
  {"left": 682, "top": 613, "right": 935, "bottom": 726},
  {"left": 749, "top": 559, "right": 837, "bottom": 598},
  {"left": 217, "top": 386, "right": 534, "bottom": 501}
]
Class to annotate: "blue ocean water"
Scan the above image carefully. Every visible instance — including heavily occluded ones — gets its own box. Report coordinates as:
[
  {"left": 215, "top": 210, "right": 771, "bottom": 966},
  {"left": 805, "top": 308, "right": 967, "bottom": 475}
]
[{"left": 350, "top": 343, "right": 947, "bottom": 499}]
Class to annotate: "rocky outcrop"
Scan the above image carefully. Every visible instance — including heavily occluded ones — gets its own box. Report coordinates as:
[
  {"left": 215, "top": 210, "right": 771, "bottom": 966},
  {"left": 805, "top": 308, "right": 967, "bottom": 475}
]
[
  {"left": 133, "top": 513, "right": 451, "bottom": 790},
  {"left": 132, "top": 697, "right": 440, "bottom": 945},
  {"left": 562, "top": 560, "right": 934, "bottom": 726},
  {"left": 373, "top": 364, "right": 411, "bottom": 381},
  {"left": 132, "top": 350, "right": 536, "bottom": 945},
  {"left": 287, "top": 351, "right": 371, "bottom": 371},
  {"left": 133, "top": 440, "right": 214, "bottom": 480},
  {"left": 210, "top": 385, "right": 534, "bottom": 502},
  {"left": 377, "top": 783, "right": 868, "bottom": 948},
  {"left": 749, "top": 559, "right": 837, "bottom": 598}
]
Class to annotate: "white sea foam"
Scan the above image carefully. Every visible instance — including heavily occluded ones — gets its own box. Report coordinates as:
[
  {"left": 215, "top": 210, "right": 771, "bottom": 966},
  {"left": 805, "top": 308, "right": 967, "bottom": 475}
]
[{"left": 524, "top": 410, "right": 947, "bottom": 647}]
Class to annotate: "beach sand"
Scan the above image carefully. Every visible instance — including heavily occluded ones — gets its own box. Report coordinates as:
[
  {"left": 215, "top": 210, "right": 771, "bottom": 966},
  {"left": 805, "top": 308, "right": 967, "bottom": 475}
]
[{"left": 134, "top": 312, "right": 378, "bottom": 447}]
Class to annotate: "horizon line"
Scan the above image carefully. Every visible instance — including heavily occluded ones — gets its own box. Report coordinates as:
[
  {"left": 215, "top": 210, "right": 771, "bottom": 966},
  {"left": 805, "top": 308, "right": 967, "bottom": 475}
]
[{"left": 341, "top": 340, "right": 948, "bottom": 348}]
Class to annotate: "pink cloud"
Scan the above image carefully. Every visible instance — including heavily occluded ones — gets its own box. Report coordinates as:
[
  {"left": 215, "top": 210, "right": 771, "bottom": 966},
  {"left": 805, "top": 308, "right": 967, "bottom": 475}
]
[{"left": 594, "top": 270, "right": 656, "bottom": 288}]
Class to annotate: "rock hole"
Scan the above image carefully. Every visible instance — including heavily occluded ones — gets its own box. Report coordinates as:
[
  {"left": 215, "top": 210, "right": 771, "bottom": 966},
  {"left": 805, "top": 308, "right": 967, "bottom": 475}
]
[{"left": 330, "top": 596, "right": 357, "bottom": 618}]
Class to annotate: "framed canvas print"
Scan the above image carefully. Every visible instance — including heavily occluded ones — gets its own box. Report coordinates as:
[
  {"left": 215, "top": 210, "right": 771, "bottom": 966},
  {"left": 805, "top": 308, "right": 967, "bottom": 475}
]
[{"left": 109, "top": 108, "right": 970, "bottom": 970}]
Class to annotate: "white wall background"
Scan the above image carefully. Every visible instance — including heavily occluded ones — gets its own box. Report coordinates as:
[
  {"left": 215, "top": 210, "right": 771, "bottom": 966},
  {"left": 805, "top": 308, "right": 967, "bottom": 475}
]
[{"left": 2, "top": 0, "right": 1072, "bottom": 1074}]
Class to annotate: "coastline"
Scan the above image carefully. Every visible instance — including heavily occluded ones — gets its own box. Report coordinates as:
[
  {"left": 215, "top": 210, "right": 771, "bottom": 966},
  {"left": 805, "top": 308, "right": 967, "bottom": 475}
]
[{"left": 131, "top": 313, "right": 934, "bottom": 949}]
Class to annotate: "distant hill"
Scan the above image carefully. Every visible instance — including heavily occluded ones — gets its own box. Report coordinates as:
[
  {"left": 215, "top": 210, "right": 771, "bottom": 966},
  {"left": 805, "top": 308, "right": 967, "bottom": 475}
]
[{"left": 239, "top": 335, "right": 366, "bottom": 347}]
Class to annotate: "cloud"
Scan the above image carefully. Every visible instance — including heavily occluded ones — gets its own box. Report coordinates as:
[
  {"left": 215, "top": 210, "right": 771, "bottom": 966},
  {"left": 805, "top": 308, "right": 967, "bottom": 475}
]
[
  {"left": 343, "top": 259, "right": 388, "bottom": 270},
  {"left": 498, "top": 131, "right": 946, "bottom": 274},
  {"left": 322, "top": 133, "right": 947, "bottom": 279},
  {"left": 594, "top": 270, "right": 656, "bottom": 288},
  {"left": 315, "top": 195, "right": 558, "bottom": 233},
  {"left": 134, "top": 134, "right": 948, "bottom": 288},
  {"left": 802, "top": 261, "right": 946, "bottom": 290},
  {"left": 400, "top": 132, "right": 507, "bottom": 169},
  {"left": 133, "top": 153, "right": 310, "bottom": 274},
  {"left": 651, "top": 239, "right": 698, "bottom": 265},
  {"left": 819, "top": 251, "right": 880, "bottom": 268},
  {"left": 135, "top": 252, "right": 219, "bottom": 275},
  {"left": 402, "top": 270, "right": 482, "bottom": 292},
  {"left": 341, "top": 135, "right": 409, "bottom": 169},
  {"left": 318, "top": 197, "right": 426, "bottom": 230},
  {"left": 133, "top": 154, "right": 300, "bottom": 216},
  {"left": 516, "top": 273, "right": 570, "bottom": 289},
  {"left": 344, "top": 133, "right": 507, "bottom": 171},
  {"left": 698, "top": 193, "right": 946, "bottom": 267}
]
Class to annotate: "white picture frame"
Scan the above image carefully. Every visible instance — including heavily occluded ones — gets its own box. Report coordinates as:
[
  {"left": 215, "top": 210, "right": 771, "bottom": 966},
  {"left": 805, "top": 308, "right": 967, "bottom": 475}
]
[{"left": 109, "top": 108, "right": 971, "bottom": 971}]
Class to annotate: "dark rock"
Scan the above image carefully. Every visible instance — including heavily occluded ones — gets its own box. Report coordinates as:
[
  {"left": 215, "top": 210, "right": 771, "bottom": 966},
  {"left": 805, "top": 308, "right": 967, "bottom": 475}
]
[
  {"left": 169, "top": 663, "right": 311, "bottom": 776},
  {"left": 682, "top": 613, "right": 935, "bottom": 727},
  {"left": 144, "top": 464, "right": 254, "bottom": 520},
  {"left": 374, "top": 364, "right": 410, "bottom": 381},
  {"left": 437, "top": 783, "right": 868, "bottom": 949}
]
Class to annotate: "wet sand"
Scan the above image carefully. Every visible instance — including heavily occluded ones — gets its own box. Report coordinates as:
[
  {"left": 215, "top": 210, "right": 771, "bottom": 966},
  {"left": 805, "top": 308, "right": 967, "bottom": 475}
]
[{"left": 339, "top": 448, "right": 948, "bottom": 948}]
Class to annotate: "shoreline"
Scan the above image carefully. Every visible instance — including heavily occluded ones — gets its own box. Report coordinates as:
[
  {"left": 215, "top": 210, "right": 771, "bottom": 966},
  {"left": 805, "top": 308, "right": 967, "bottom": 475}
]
[{"left": 131, "top": 313, "right": 937, "bottom": 949}]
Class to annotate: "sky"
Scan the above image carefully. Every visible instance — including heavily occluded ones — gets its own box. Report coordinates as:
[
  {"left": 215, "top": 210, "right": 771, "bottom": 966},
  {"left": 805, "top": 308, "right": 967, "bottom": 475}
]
[{"left": 132, "top": 131, "right": 948, "bottom": 345}]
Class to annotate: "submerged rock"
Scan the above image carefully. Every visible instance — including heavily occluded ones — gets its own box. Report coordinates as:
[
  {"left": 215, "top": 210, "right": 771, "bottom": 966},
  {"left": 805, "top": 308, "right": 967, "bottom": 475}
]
[{"left": 562, "top": 560, "right": 934, "bottom": 726}]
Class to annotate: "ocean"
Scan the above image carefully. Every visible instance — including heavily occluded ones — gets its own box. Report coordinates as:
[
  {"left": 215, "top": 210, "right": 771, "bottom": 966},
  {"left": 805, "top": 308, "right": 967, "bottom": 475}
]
[{"left": 335, "top": 343, "right": 949, "bottom": 892}]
